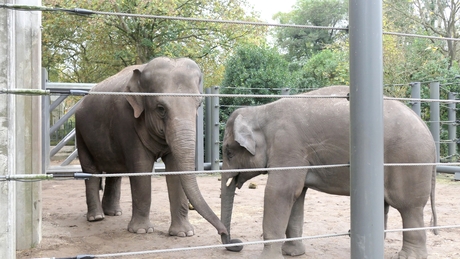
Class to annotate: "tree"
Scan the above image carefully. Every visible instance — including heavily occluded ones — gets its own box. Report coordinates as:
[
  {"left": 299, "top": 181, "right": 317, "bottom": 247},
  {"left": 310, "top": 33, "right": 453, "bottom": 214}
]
[
  {"left": 42, "top": 0, "right": 267, "bottom": 85},
  {"left": 219, "top": 43, "right": 293, "bottom": 127},
  {"left": 296, "top": 47, "right": 348, "bottom": 89},
  {"left": 273, "top": 0, "right": 348, "bottom": 62},
  {"left": 385, "top": 0, "right": 460, "bottom": 68}
]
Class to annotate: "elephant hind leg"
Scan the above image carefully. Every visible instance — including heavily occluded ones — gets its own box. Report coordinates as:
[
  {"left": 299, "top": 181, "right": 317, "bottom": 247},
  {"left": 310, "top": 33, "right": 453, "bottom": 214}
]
[
  {"left": 282, "top": 187, "right": 307, "bottom": 256},
  {"left": 396, "top": 207, "right": 427, "bottom": 259},
  {"left": 102, "top": 176, "right": 123, "bottom": 216}
]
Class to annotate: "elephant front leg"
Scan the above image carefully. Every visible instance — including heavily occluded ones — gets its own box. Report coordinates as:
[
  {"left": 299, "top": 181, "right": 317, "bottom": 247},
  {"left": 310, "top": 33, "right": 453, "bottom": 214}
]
[
  {"left": 128, "top": 175, "right": 154, "bottom": 234},
  {"left": 166, "top": 174, "right": 194, "bottom": 237},
  {"left": 282, "top": 187, "right": 307, "bottom": 256},
  {"left": 102, "top": 176, "right": 122, "bottom": 216},
  {"left": 85, "top": 177, "right": 104, "bottom": 221},
  {"left": 260, "top": 172, "right": 304, "bottom": 259}
]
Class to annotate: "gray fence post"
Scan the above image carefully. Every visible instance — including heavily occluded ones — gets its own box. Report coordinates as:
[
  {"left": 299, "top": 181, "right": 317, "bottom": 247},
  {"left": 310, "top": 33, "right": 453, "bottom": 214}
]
[
  {"left": 281, "top": 88, "right": 290, "bottom": 95},
  {"left": 410, "top": 82, "right": 421, "bottom": 116},
  {"left": 205, "top": 87, "right": 212, "bottom": 163},
  {"left": 211, "top": 86, "right": 220, "bottom": 170},
  {"left": 430, "top": 82, "right": 440, "bottom": 162},
  {"left": 195, "top": 76, "right": 204, "bottom": 171},
  {"left": 42, "top": 69, "right": 50, "bottom": 174},
  {"left": 349, "top": 0, "right": 384, "bottom": 257},
  {"left": 448, "top": 92, "right": 457, "bottom": 161}
]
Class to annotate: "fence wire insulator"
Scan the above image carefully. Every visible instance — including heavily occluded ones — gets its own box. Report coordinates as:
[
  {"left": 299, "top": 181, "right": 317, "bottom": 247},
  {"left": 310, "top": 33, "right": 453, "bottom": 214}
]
[{"left": 49, "top": 89, "right": 89, "bottom": 96}]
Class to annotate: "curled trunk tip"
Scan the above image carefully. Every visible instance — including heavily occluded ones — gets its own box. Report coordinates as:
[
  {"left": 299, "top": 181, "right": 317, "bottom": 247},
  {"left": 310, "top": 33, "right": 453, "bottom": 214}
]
[{"left": 221, "top": 234, "right": 244, "bottom": 252}]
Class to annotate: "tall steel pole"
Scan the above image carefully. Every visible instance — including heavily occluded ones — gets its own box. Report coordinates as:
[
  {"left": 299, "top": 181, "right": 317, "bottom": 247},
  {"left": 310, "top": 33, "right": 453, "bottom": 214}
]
[{"left": 349, "top": 0, "right": 384, "bottom": 258}]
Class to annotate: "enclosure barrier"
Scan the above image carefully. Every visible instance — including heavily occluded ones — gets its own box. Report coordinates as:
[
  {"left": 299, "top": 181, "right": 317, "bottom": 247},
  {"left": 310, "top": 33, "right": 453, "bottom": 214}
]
[
  {"left": 3, "top": 2, "right": 460, "bottom": 259},
  {"left": 42, "top": 81, "right": 460, "bottom": 177}
]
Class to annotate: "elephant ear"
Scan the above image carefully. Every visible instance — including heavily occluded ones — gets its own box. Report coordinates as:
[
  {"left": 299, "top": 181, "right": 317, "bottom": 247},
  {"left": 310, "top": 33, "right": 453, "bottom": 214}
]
[
  {"left": 125, "top": 69, "right": 144, "bottom": 118},
  {"left": 233, "top": 114, "right": 256, "bottom": 156}
]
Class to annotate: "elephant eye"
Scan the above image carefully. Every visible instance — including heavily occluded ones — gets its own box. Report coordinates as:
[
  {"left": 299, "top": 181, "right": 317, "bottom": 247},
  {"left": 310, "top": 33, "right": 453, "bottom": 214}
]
[
  {"left": 226, "top": 146, "right": 234, "bottom": 159},
  {"left": 157, "top": 105, "right": 166, "bottom": 117}
]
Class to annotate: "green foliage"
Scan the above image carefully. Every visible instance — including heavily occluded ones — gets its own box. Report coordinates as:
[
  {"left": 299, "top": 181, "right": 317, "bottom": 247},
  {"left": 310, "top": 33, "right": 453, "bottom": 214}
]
[
  {"left": 273, "top": 0, "right": 348, "bottom": 61},
  {"left": 42, "top": 0, "right": 267, "bottom": 85},
  {"left": 219, "top": 43, "right": 293, "bottom": 128},
  {"left": 296, "top": 48, "right": 349, "bottom": 88}
]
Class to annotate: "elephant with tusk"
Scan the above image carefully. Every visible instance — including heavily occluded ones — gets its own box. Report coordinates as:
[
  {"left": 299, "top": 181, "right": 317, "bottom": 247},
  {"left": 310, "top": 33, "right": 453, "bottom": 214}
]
[{"left": 220, "top": 85, "right": 437, "bottom": 259}]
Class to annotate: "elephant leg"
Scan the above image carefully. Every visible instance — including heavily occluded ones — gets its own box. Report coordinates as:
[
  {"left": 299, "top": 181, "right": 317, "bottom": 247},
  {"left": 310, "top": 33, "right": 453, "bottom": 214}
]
[
  {"left": 395, "top": 207, "right": 427, "bottom": 259},
  {"left": 260, "top": 170, "right": 305, "bottom": 259},
  {"left": 128, "top": 175, "right": 154, "bottom": 234},
  {"left": 282, "top": 187, "right": 307, "bottom": 256},
  {"left": 85, "top": 177, "right": 104, "bottom": 221},
  {"left": 102, "top": 176, "right": 122, "bottom": 216},
  {"left": 166, "top": 174, "right": 194, "bottom": 237}
]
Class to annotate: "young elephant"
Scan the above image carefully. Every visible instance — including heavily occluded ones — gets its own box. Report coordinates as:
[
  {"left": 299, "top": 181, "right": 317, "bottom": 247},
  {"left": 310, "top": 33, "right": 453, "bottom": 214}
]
[
  {"left": 220, "top": 85, "right": 437, "bottom": 259},
  {"left": 75, "top": 57, "right": 227, "bottom": 237}
]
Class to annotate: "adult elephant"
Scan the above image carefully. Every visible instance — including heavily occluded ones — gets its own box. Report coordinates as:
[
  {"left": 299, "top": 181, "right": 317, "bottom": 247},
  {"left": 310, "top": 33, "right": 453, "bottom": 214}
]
[
  {"left": 75, "top": 57, "right": 227, "bottom": 237},
  {"left": 220, "top": 85, "right": 437, "bottom": 259}
]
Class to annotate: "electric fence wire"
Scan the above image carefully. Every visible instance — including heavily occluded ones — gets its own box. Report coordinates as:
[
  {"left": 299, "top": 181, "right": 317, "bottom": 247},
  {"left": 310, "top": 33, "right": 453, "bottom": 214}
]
[{"left": 2, "top": 3, "right": 460, "bottom": 43}]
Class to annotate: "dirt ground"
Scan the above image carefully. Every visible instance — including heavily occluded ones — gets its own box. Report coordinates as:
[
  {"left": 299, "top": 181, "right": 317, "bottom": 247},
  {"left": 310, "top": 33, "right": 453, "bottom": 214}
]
[{"left": 17, "top": 172, "right": 460, "bottom": 259}]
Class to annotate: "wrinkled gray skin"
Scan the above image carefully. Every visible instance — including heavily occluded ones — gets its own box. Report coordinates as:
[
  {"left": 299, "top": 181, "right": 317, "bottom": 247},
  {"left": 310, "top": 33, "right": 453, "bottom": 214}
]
[
  {"left": 221, "top": 86, "right": 437, "bottom": 259},
  {"left": 75, "top": 57, "right": 227, "bottom": 237}
]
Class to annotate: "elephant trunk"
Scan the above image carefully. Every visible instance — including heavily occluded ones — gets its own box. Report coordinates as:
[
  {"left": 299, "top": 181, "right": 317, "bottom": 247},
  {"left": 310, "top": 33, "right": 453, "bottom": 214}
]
[
  {"left": 167, "top": 122, "right": 229, "bottom": 237},
  {"left": 220, "top": 173, "right": 243, "bottom": 252}
]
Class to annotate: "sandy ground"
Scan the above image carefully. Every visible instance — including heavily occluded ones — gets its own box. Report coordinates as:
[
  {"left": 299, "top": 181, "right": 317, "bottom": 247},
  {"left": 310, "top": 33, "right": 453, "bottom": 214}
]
[{"left": 16, "top": 172, "right": 460, "bottom": 259}]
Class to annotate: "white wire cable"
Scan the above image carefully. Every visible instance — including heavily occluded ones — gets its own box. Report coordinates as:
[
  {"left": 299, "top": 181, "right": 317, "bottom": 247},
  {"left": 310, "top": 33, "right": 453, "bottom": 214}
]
[
  {"left": 85, "top": 162, "right": 460, "bottom": 178},
  {"left": 74, "top": 223, "right": 460, "bottom": 258},
  {"left": 94, "top": 232, "right": 350, "bottom": 258}
]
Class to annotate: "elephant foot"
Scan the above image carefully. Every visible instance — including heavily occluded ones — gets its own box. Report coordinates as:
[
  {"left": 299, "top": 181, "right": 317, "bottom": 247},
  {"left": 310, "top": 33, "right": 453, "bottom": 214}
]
[
  {"left": 87, "top": 211, "right": 105, "bottom": 222},
  {"left": 391, "top": 249, "right": 427, "bottom": 259},
  {"left": 169, "top": 222, "right": 195, "bottom": 237},
  {"left": 102, "top": 198, "right": 122, "bottom": 216},
  {"left": 127, "top": 218, "right": 154, "bottom": 234},
  {"left": 258, "top": 243, "right": 284, "bottom": 259},
  {"left": 103, "top": 206, "right": 122, "bottom": 216},
  {"left": 282, "top": 240, "right": 306, "bottom": 256}
]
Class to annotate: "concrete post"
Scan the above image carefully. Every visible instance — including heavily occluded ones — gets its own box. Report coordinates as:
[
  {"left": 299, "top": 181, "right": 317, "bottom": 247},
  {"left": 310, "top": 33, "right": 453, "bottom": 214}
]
[
  {"left": 0, "top": 1, "right": 42, "bottom": 256},
  {"left": 349, "top": 0, "right": 384, "bottom": 258}
]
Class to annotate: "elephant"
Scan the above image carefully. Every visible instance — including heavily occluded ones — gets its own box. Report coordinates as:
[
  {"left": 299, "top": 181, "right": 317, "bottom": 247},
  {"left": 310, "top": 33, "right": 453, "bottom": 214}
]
[
  {"left": 220, "top": 85, "right": 437, "bottom": 259},
  {"left": 75, "top": 57, "right": 228, "bottom": 238}
]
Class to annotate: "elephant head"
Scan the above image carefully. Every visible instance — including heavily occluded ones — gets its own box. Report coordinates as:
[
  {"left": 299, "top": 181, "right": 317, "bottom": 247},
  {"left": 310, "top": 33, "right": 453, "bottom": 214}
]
[
  {"left": 124, "top": 57, "right": 228, "bottom": 236},
  {"left": 220, "top": 111, "right": 269, "bottom": 251}
]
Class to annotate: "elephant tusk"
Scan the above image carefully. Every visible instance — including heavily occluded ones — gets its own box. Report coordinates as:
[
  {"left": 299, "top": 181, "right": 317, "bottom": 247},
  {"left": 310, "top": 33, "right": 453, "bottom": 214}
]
[{"left": 226, "top": 177, "right": 233, "bottom": 187}]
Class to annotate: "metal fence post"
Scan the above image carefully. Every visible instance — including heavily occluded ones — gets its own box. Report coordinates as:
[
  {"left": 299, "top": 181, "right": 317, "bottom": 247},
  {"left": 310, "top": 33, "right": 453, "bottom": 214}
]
[
  {"left": 205, "top": 87, "right": 212, "bottom": 163},
  {"left": 211, "top": 86, "right": 220, "bottom": 171},
  {"left": 448, "top": 92, "right": 457, "bottom": 161},
  {"left": 195, "top": 76, "right": 204, "bottom": 171},
  {"left": 349, "top": 0, "right": 384, "bottom": 257},
  {"left": 42, "top": 69, "right": 50, "bottom": 174},
  {"left": 430, "top": 82, "right": 440, "bottom": 162},
  {"left": 410, "top": 82, "right": 421, "bottom": 116},
  {"left": 281, "top": 88, "right": 290, "bottom": 95}
]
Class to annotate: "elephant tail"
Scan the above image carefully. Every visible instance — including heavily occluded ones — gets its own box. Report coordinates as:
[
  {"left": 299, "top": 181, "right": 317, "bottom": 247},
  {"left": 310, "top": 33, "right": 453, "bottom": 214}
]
[{"left": 430, "top": 164, "right": 438, "bottom": 235}]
